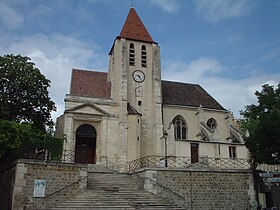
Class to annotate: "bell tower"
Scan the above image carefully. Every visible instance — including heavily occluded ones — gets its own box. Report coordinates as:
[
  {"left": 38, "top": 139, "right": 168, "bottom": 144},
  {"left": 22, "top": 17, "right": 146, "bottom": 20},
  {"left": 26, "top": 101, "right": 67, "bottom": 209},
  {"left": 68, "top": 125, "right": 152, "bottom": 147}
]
[{"left": 108, "top": 7, "right": 163, "bottom": 157}]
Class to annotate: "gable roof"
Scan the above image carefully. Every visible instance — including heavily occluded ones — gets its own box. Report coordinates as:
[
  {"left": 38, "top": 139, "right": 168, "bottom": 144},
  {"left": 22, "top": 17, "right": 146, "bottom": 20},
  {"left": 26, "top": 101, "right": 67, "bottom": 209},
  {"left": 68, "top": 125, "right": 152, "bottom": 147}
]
[
  {"left": 118, "top": 7, "right": 156, "bottom": 44},
  {"left": 162, "top": 81, "right": 226, "bottom": 111},
  {"left": 69, "top": 70, "right": 225, "bottom": 111},
  {"left": 70, "top": 69, "right": 111, "bottom": 99}
]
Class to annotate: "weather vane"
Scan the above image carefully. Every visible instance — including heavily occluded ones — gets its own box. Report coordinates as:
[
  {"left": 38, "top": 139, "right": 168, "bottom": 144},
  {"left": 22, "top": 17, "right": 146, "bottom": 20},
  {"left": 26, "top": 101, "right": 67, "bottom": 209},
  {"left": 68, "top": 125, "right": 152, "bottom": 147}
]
[{"left": 131, "top": 0, "right": 134, "bottom": 7}]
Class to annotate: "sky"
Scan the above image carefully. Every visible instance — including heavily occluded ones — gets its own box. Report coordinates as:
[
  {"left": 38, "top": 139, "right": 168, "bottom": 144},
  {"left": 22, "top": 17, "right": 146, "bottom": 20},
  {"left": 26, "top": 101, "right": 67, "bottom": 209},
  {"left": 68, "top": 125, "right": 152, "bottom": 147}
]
[{"left": 0, "top": 0, "right": 279, "bottom": 121}]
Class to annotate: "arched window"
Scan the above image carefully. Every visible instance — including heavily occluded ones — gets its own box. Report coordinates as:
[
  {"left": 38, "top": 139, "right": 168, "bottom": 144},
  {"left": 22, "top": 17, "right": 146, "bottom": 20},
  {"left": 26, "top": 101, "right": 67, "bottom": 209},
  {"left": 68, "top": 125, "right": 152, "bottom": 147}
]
[
  {"left": 141, "top": 45, "right": 147, "bottom": 68},
  {"left": 206, "top": 118, "right": 217, "bottom": 130},
  {"left": 129, "top": 43, "right": 135, "bottom": 66},
  {"left": 172, "top": 115, "right": 187, "bottom": 140}
]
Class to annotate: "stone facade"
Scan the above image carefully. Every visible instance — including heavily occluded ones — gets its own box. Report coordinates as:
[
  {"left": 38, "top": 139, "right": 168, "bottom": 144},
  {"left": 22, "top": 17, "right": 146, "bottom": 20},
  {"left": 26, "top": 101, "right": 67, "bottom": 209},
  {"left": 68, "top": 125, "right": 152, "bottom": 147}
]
[
  {"left": 10, "top": 159, "right": 87, "bottom": 210},
  {"left": 135, "top": 168, "right": 256, "bottom": 210},
  {"left": 56, "top": 7, "right": 249, "bottom": 172}
]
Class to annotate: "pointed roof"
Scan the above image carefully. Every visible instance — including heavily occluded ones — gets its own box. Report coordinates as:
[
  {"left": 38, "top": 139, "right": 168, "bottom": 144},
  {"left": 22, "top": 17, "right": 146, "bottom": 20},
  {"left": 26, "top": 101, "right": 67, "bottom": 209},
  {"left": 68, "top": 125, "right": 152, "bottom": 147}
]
[{"left": 118, "top": 7, "right": 156, "bottom": 44}]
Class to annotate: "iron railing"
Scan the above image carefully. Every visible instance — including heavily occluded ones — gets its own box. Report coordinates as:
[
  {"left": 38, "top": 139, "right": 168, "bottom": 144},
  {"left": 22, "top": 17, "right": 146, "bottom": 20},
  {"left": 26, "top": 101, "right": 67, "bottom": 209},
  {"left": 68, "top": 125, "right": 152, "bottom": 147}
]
[
  {"left": 127, "top": 155, "right": 251, "bottom": 172},
  {"left": 62, "top": 150, "right": 75, "bottom": 162},
  {"left": 34, "top": 175, "right": 88, "bottom": 209},
  {"left": 129, "top": 167, "right": 187, "bottom": 208}
]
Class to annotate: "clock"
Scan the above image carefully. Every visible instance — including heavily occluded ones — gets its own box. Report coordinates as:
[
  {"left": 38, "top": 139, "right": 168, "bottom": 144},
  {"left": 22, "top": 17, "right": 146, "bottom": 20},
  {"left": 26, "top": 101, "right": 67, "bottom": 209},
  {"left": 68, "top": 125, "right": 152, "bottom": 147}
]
[{"left": 132, "top": 70, "right": 145, "bottom": 83}]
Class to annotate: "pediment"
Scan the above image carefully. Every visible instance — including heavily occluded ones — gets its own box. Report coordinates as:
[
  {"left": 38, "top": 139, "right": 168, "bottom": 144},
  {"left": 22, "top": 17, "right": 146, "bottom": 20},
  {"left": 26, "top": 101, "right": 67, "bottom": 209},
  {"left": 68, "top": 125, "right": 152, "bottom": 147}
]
[{"left": 65, "top": 103, "right": 110, "bottom": 116}]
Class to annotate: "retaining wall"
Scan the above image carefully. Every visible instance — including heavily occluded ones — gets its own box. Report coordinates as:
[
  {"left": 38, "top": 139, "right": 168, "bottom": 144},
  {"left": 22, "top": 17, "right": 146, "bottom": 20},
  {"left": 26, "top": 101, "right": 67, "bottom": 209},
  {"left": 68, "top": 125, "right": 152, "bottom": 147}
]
[
  {"left": 10, "top": 159, "right": 87, "bottom": 210},
  {"left": 135, "top": 168, "right": 256, "bottom": 210}
]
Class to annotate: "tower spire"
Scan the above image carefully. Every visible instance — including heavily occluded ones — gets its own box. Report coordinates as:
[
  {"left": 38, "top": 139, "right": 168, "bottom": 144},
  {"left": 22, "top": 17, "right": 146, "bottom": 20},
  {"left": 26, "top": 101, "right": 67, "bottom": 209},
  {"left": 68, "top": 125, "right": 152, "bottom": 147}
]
[{"left": 118, "top": 7, "right": 156, "bottom": 44}]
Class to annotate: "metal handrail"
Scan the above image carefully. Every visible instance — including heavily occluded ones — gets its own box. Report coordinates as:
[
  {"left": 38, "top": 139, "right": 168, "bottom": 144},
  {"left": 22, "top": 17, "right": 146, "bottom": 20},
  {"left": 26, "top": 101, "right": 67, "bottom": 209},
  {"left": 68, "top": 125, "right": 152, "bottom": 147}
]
[
  {"left": 36, "top": 175, "right": 88, "bottom": 209},
  {"left": 44, "top": 175, "right": 88, "bottom": 199},
  {"left": 100, "top": 155, "right": 123, "bottom": 173},
  {"left": 62, "top": 150, "right": 75, "bottom": 162},
  {"left": 129, "top": 167, "right": 187, "bottom": 208},
  {"left": 128, "top": 155, "right": 251, "bottom": 172}
]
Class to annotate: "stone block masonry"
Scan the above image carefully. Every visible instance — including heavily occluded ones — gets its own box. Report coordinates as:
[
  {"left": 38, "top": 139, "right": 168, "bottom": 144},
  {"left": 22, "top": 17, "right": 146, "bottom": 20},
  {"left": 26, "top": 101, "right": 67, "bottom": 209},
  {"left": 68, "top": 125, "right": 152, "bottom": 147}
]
[
  {"left": 11, "top": 159, "right": 87, "bottom": 210},
  {"left": 136, "top": 168, "right": 255, "bottom": 210}
]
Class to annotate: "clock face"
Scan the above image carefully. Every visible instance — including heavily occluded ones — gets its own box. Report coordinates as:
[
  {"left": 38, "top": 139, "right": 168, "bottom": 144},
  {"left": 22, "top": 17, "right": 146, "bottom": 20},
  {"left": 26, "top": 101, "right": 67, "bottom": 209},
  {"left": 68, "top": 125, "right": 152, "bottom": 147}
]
[{"left": 133, "top": 70, "right": 145, "bottom": 83}]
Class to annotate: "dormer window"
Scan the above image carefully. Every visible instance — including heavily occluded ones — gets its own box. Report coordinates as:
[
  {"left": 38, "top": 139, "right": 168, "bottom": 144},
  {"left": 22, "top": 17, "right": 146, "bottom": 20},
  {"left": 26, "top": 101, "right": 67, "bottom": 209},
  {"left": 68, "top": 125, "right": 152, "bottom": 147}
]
[
  {"left": 141, "top": 45, "right": 147, "bottom": 68},
  {"left": 129, "top": 43, "right": 135, "bottom": 66}
]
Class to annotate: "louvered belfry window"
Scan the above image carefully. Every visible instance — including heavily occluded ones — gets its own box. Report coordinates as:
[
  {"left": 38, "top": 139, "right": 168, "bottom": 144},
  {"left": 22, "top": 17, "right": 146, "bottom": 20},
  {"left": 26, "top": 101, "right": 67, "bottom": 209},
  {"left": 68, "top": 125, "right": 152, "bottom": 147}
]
[
  {"left": 141, "top": 45, "right": 147, "bottom": 68},
  {"left": 129, "top": 43, "right": 135, "bottom": 66}
]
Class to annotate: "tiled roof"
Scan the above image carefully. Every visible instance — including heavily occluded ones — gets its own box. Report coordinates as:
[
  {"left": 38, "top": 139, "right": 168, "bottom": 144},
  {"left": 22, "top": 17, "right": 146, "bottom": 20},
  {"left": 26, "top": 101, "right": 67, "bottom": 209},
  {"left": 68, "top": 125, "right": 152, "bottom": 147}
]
[
  {"left": 162, "top": 81, "right": 226, "bottom": 111},
  {"left": 118, "top": 7, "right": 156, "bottom": 44},
  {"left": 127, "top": 103, "right": 142, "bottom": 115},
  {"left": 70, "top": 69, "right": 111, "bottom": 99},
  {"left": 70, "top": 70, "right": 225, "bottom": 111}
]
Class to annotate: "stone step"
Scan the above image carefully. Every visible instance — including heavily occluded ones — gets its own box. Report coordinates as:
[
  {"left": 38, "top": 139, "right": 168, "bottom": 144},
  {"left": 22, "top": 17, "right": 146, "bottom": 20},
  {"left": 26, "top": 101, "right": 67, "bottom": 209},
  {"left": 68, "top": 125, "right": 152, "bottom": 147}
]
[{"left": 49, "top": 171, "right": 186, "bottom": 210}]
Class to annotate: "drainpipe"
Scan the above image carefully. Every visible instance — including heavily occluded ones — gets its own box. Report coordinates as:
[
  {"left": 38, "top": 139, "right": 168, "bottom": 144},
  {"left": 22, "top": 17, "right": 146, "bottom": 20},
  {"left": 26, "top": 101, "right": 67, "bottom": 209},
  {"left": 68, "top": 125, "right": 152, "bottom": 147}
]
[{"left": 190, "top": 171, "right": 193, "bottom": 210}]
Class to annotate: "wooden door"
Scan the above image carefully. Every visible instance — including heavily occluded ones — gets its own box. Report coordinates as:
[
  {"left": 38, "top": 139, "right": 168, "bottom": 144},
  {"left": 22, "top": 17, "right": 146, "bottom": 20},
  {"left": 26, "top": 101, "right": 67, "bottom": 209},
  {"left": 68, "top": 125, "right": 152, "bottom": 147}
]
[
  {"left": 75, "top": 125, "right": 96, "bottom": 164},
  {"left": 191, "top": 143, "right": 199, "bottom": 163}
]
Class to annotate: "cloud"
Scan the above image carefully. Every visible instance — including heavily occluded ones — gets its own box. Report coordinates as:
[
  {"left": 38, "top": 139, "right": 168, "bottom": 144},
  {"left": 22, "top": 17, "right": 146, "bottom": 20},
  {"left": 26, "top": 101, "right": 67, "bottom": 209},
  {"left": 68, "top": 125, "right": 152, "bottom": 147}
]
[
  {"left": 164, "top": 58, "right": 223, "bottom": 82},
  {"left": 226, "top": 33, "right": 243, "bottom": 43},
  {"left": 0, "top": 2, "right": 24, "bottom": 29},
  {"left": 148, "top": 0, "right": 181, "bottom": 14},
  {"left": 162, "top": 58, "right": 280, "bottom": 118},
  {"left": 262, "top": 44, "right": 280, "bottom": 63},
  {"left": 193, "top": 0, "right": 254, "bottom": 24},
  {"left": 0, "top": 33, "right": 107, "bottom": 121}
]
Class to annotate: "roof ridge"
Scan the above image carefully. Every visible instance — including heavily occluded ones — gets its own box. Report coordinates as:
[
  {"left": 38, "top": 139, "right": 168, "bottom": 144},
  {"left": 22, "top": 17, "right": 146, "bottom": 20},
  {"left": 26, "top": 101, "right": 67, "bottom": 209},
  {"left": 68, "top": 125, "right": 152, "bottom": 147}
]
[
  {"left": 72, "top": 69, "right": 108, "bottom": 74},
  {"left": 162, "top": 80, "right": 200, "bottom": 86}
]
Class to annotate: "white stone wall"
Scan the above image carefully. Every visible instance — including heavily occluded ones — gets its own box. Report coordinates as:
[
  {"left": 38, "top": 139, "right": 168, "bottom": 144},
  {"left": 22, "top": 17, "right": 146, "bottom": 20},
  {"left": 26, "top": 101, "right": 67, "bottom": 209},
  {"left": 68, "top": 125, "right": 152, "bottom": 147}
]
[{"left": 162, "top": 105, "right": 249, "bottom": 159}]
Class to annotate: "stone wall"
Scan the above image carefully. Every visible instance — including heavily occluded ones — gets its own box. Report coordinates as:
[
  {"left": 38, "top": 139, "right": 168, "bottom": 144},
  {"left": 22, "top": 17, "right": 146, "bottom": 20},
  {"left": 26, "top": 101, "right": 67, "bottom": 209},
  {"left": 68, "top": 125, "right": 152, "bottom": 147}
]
[
  {"left": 135, "top": 168, "right": 256, "bottom": 210},
  {"left": 0, "top": 162, "right": 17, "bottom": 210},
  {"left": 12, "top": 159, "right": 87, "bottom": 210}
]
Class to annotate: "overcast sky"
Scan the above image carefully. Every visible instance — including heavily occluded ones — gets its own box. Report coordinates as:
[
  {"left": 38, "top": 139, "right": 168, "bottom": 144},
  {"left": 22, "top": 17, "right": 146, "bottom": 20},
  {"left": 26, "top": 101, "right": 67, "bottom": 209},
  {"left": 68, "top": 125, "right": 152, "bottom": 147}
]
[{"left": 0, "top": 0, "right": 279, "bottom": 121}]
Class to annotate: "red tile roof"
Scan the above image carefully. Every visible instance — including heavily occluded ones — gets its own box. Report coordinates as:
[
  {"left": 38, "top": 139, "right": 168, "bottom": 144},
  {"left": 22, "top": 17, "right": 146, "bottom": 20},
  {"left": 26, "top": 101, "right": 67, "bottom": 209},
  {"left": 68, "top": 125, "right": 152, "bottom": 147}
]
[
  {"left": 118, "top": 7, "right": 156, "bottom": 44},
  {"left": 162, "top": 81, "right": 226, "bottom": 111},
  {"left": 70, "top": 69, "right": 111, "bottom": 99},
  {"left": 70, "top": 70, "right": 225, "bottom": 111}
]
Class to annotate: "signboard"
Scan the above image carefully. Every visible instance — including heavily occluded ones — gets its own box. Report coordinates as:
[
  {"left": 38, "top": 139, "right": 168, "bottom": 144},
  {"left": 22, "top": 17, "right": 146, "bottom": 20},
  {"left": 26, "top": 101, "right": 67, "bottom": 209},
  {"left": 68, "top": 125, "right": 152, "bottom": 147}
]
[
  {"left": 33, "top": 179, "right": 46, "bottom": 197},
  {"left": 267, "top": 177, "right": 280, "bottom": 183},
  {"left": 259, "top": 173, "right": 273, "bottom": 178}
]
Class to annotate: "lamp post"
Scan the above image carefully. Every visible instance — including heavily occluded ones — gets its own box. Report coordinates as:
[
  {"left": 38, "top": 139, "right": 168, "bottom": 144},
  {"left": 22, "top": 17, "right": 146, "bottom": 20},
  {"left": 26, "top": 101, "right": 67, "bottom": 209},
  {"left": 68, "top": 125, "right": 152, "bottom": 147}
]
[{"left": 161, "top": 131, "right": 168, "bottom": 167}]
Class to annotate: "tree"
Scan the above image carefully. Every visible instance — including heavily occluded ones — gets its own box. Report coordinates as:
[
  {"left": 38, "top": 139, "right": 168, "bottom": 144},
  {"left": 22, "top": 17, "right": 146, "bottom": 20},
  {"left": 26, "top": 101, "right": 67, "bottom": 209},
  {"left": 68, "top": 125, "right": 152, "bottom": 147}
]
[
  {"left": 0, "top": 119, "right": 63, "bottom": 160},
  {"left": 0, "top": 54, "right": 62, "bottom": 159},
  {"left": 0, "top": 120, "right": 21, "bottom": 157},
  {"left": 241, "top": 83, "right": 280, "bottom": 165},
  {"left": 0, "top": 54, "right": 56, "bottom": 130}
]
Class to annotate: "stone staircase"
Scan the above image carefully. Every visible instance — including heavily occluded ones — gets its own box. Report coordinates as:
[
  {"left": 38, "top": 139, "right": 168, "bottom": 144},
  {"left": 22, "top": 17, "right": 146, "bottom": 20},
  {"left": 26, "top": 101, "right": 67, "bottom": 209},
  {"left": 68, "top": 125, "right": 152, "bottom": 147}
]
[{"left": 49, "top": 166, "right": 186, "bottom": 210}]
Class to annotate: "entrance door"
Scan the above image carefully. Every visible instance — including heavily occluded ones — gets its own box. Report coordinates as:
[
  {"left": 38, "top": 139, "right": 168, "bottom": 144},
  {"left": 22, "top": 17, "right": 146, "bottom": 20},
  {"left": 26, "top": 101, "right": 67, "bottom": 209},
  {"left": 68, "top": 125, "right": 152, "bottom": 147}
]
[
  {"left": 75, "top": 124, "right": 96, "bottom": 164},
  {"left": 191, "top": 143, "right": 199, "bottom": 163}
]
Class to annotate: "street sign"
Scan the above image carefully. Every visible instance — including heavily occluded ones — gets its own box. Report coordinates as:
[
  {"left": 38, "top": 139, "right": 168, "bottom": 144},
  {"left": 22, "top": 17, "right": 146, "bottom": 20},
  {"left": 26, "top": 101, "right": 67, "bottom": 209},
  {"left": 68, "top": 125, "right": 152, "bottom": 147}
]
[
  {"left": 259, "top": 173, "right": 273, "bottom": 178},
  {"left": 267, "top": 177, "right": 280, "bottom": 183}
]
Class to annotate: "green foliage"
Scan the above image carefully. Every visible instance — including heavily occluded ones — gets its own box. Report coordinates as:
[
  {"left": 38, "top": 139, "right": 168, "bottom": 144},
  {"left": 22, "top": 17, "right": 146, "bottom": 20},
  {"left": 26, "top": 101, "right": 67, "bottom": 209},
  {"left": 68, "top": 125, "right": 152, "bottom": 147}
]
[
  {"left": 241, "top": 83, "right": 280, "bottom": 165},
  {"left": 0, "top": 120, "right": 22, "bottom": 157},
  {"left": 0, "top": 54, "right": 56, "bottom": 130},
  {"left": 0, "top": 54, "right": 62, "bottom": 160},
  {"left": 17, "top": 123, "right": 63, "bottom": 160},
  {"left": 0, "top": 119, "right": 63, "bottom": 160}
]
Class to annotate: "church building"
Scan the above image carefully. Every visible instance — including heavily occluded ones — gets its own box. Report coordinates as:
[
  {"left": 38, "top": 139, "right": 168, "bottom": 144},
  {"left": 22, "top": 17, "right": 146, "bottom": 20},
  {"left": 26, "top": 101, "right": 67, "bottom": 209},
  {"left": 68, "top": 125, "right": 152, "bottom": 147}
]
[{"left": 56, "top": 7, "right": 248, "bottom": 171}]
